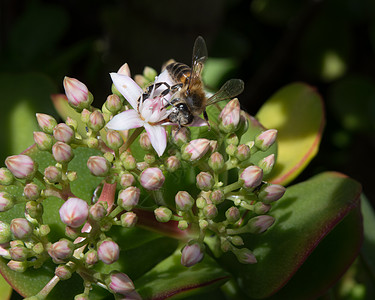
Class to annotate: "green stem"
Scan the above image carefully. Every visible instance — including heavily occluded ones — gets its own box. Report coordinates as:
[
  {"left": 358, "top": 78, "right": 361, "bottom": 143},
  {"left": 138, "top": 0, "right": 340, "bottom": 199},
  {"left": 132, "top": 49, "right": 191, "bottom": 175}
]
[
  {"left": 36, "top": 275, "right": 60, "bottom": 299},
  {"left": 223, "top": 180, "right": 243, "bottom": 194},
  {"left": 122, "top": 127, "right": 144, "bottom": 152}
]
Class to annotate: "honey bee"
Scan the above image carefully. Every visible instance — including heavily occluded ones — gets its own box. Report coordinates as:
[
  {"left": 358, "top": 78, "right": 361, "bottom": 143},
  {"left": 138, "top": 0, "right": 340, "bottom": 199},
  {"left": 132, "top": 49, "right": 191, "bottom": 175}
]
[{"left": 151, "top": 36, "right": 244, "bottom": 128}]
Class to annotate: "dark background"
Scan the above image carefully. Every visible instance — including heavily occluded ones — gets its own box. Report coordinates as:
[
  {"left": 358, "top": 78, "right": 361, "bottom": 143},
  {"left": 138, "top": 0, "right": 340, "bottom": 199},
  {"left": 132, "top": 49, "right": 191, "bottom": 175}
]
[{"left": 1, "top": 0, "right": 375, "bottom": 200}]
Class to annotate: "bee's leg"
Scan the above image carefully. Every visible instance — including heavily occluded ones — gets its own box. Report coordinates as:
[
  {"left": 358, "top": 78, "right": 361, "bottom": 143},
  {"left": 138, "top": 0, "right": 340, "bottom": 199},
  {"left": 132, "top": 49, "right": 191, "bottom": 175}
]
[
  {"left": 137, "top": 82, "right": 171, "bottom": 110},
  {"left": 163, "top": 98, "right": 179, "bottom": 109},
  {"left": 170, "top": 83, "right": 183, "bottom": 92},
  {"left": 203, "top": 110, "right": 211, "bottom": 130}
]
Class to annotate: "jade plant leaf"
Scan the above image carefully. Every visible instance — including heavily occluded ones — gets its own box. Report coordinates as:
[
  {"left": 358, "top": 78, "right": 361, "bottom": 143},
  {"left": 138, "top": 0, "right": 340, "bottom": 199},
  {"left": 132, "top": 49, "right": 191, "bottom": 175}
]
[
  {"left": 220, "top": 171, "right": 362, "bottom": 299},
  {"left": 0, "top": 275, "right": 12, "bottom": 300},
  {"left": 135, "top": 249, "right": 231, "bottom": 299},
  {"left": 256, "top": 82, "right": 325, "bottom": 185}
]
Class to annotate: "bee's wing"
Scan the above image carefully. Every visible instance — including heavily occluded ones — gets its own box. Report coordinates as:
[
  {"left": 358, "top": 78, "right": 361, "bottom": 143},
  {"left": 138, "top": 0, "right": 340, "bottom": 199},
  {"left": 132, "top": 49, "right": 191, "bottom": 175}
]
[
  {"left": 206, "top": 79, "right": 245, "bottom": 106},
  {"left": 188, "top": 36, "right": 208, "bottom": 88}
]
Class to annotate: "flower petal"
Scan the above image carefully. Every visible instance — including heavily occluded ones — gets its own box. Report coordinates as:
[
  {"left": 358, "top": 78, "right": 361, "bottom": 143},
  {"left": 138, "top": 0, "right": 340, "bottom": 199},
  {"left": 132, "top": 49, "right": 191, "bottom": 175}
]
[
  {"left": 106, "top": 110, "right": 144, "bottom": 130},
  {"left": 110, "top": 73, "right": 142, "bottom": 110},
  {"left": 189, "top": 117, "right": 208, "bottom": 127},
  {"left": 144, "top": 123, "right": 167, "bottom": 157}
]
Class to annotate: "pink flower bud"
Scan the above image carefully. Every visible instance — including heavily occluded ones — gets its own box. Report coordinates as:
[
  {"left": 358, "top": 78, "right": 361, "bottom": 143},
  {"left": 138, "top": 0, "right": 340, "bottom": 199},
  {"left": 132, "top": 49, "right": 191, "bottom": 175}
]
[
  {"left": 88, "top": 110, "right": 105, "bottom": 132},
  {"left": 225, "top": 206, "right": 240, "bottom": 223},
  {"left": 89, "top": 202, "right": 107, "bottom": 221},
  {"left": 10, "top": 218, "right": 33, "bottom": 239},
  {"left": 225, "top": 144, "right": 237, "bottom": 156},
  {"left": 10, "top": 246, "right": 29, "bottom": 261},
  {"left": 136, "top": 162, "right": 149, "bottom": 171},
  {"left": 210, "top": 190, "right": 224, "bottom": 205},
  {"left": 196, "top": 172, "right": 214, "bottom": 191},
  {"left": 105, "top": 94, "right": 122, "bottom": 113},
  {"left": 33, "top": 131, "right": 53, "bottom": 151},
  {"left": 36, "top": 113, "right": 57, "bottom": 134},
  {"left": 85, "top": 249, "right": 98, "bottom": 265},
  {"left": 140, "top": 167, "right": 165, "bottom": 190},
  {"left": 171, "top": 127, "right": 191, "bottom": 147},
  {"left": 255, "top": 129, "right": 278, "bottom": 151},
  {"left": 121, "top": 212, "right": 138, "bottom": 228},
  {"left": 106, "top": 130, "right": 123, "bottom": 150},
  {"left": 236, "top": 144, "right": 251, "bottom": 161},
  {"left": 0, "top": 192, "right": 14, "bottom": 212},
  {"left": 55, "top": 264, "right": 73, "bottom": 280},
  {"left": 87, "top": 156, "right": 110, "bottom": 177},
  {"left": 258, "top": 154, "right": 275, "bottom": 174},
  {"left": 203, "top": 204, "right": 218, "bottom": 219},
  {"left": 240, "top": 166, "right": 263, "bottom": 189},
  {"left": 122, "top": 154, "right": 136, "bottom": 170},
  {"left": 258, "top": 184, "right": 286, "bottom": 204},
  {"left": 120, "top": 172, "right": 135, "bottom": 188},
  {"left": 208, "top": 152, "right": 224, "bottom": 171},
  {"left": 139, "top": 132, "right": 152, "bottom": 151},
  {"left": 98, "top": 240, "right": 120, "bottom": 264},
  {"left": 226, "top": 133, "right": 239, "bottom": 146},
  {"left": 182, "top": 139, "right": 210, "bottom": 161},
  {"left": 154, "top": 206, "right": 172, "bottom": 223},
  {"left": 246, "top": 215, "right": 275, "bottom": 234},
  {"left": 234, "top": 248, "right": 257, "bottom": 264},
  {"left": 218, "top": 98, "right": 241, "bottom": 133},
  {"left": 175, "top": 191, "right": 194, "bottom": 211},
  {"left": 107, "top": 271, "right": 135, "bottom": 295},
  {"left": 48, "top": 239, "right": 74, "bottom": 261},
  {"left": 144, "top": 154, "right": 156, "bottom": 164},
  {"left": 44, "top": 166, "right": 62, "bottom": 183},
  {"left": 181, "top": 242, "right": 205, "bottom": 267},
  {"left": 0, "top": 221, "right": 11, "bottom": 243},
  {"left": 59, "top": 198, "right": 89, "bottom": 228},
  {"left": 254, "top": 202, "right": 271, "bottom": 214},
  {"left": 165, "top": 156, "right": 181, "bottom": 172},
  {"left": 0, "top": 168, "right": 14, "bottom": 186},
  {"left": 81, "top": 108, "right": 91, "bottom": 123},
  {"left": 7, "top": 260, "right": 27, "bottom": 272},
  {"left": 5, "top": 155, "right": 37, "bottom": 179},
  {"left": 63, "top": 76, "right": 92, "bottom": 110},
  {"left": 53, "top": 123, "right": 74, "bottom": 144},
  {"left": 52, "top": 142, "right": 74, "bottom": 163},
  {"left": 23, "top": 183, "right": 40, "bottom": 200},
  {"left": 118, "top": 186, "right": 140, "bottom": 210},
  {"left": 25, "top": 201, "right": 43, "bottom": 219},
  {"left": 117, "top": 63, "right": 131, "bottom": 76}
]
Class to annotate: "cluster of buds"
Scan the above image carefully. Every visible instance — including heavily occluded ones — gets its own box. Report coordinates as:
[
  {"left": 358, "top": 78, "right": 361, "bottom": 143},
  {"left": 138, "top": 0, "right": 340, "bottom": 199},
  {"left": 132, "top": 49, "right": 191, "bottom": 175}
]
[{"left": 0, "top": 63, "right": 284, "bottom": 299}]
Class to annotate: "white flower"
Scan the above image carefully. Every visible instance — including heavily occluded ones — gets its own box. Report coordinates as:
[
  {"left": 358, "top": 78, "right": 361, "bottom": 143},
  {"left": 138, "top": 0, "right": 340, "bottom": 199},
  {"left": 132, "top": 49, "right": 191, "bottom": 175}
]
[{"left": 106, "top": 72, "right": 171, "bottom": 156}]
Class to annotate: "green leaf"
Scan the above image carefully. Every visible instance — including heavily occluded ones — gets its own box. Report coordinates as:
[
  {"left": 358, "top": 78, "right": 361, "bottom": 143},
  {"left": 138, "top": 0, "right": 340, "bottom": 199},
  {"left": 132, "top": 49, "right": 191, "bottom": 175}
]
[
  {"left": 220, "top": 172, "right": 362, "bottom": 299},
  {"left": 360, "top": 194, "right": 375, "bottom": 280},
  {"left": 256, "top": 83, "right": 325, "bottom": 185},
  {"left": 0, "top": 72, "right": 57, "bottom": 163},
  {"left": 135, "top": 249, "right": 231, "bottom": 299},
  {"left": 0, "top": 275, "right": 12, "bottom": 300}
]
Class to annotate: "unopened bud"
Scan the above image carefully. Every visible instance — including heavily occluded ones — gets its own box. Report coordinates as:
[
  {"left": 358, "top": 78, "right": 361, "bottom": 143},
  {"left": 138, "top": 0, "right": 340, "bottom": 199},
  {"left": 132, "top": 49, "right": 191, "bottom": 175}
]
[
  {"left": 210, "top": 190, "right": 224, "bottom": 205},
  {"left": 171, "top": 127, "right": 190, "bottom": 147},
  {"left": 230, "top": 236, "right": 244, "bottom": 246},
  {"left": 36, "top": 113, "right": 57, "bottom": 134},
  {"left": 39, "top": 224, "right": 50, "bottom": 236},
  {"left": 119, "top": 172, "right": 135, "bottom": 188},
  {"left": 105, "top": 94, "right": 122, "bottom": 113},
  {"left": 196, "top": 172, "right": 214, "bottom": 191},
  {"left": 53, "top": 123, "right": 74, "bottom": 144},
  {"left": 5, "top": 155, "right": 37, "bottom": 180},
  {"left": 81, "top": 109, "right": 91, "bottom": 124},
  {"left": 240, "top": 166, "right": 263, "bottom": 189},
  {"left": 218, "top": 98, "right": 241, "bottom": 133},
  {"left": 0, "top": 221, "right": 11, "bottom": 243},
  {"left": 165, "top": 156, "right": 180, "bottom": 172},
  {"left": 121, "top": 212, "right": 138, "bottom": 228},
  {"left": 88, "top": 110, "right": 105, "bottom": 132},
  {"left": 63, "top": 76, "right": 93, "bottom": 110},
  {"left": 144, "top": 154, "right": 156, "bottom": 164},
  {"left": 208, "top": 152, "right": 224, "bottom": 171},
  {"left": 0, "top": 192, "right": 14, "bottom": 212},
  {"left": 226, "top": 144, "right": 237, "bottom": 157},
  {"left": 254, "top": 202, "right": 271, "bottom": 214},
  {"left": 7, "top": 260, "right": 28, "bottom": 272},
  {"left": 258, "top": 183, "right": 286, "bottom": 204},
  {"left": 178, "top": 220, "right": 189, "bottom": 230},
  {"left": 10, "top": 218, "right": 33, "bottom": 239},
  {"left": 33, "top": 131, "right": 53, "bottom": 151},
  {"left": 121, "top": 154, "right": 136, "bottom": 170},
  {"left": 175, "top": 191, "right": 194, "bottom": 211},
  {"left": 258, "top": 154, "right": 275, "bottom": 175},
  {"left": 246, "top": 215, "right": 275, "bottom": 234},
  {"left": 0, "top": 168, "right": 14, "bottom": 186},
  {"left": 52, "top": 142, "right": 74, "bottom": 163},
  {"left": 236, "top": 144, "right": 251, "bottom": 161},
  {"left": 139, "top": 132, "right": 152, "bottom": 151},
  {"left": 181, "top": 242, "right": 205, "bottom": 267},
  {"left": 182, "top": 139, "right": 210, "bottom": 161},
  {"left": 48, "top": 239, "right": 74, "bottom": 261},
  {"left": 98, "top": 240, "right": 120, "bottom": 264},
  {"left": 226, "top": 133, "right": 239, "bottom": 146},
  {"left": 233, "top": 248, "right": 257, "bottom": 264},
  {"left": 44, "top": 166, "right": 62, "bottom": 183},
  {"left": 255, "top": 129, "right": 277, "bottom": 151},
  {"left": 89, "top": 202, "right": 107, "bottom": 221},
  {"left": 24, "top": 183, "right": 40, "bottom": 200},
  {"left": 85, "top": 249, "right": 98, "bottom": 265},
  {"left": 154, "top": 206, "right": 172, "bottom": 222},
  {"left": 106, "top": 271, "right": 135, "bottom": 296},
  {"left": 196, "top": 197, "right": 206, "bottom": 209},
  {"left": 87, "top": 156, "right": 110, "bottom": 177},
  {"left": 25, "top": 201, "right": 43, "bottom": 219},
  {"left": 59, "top": 198, "right": 89, "bottom": 228},
  {"left": 55, "top": 264, "right": 74, "bottom": 280},
  {"left": 140, "top": 167, "right": 165, "bottom": 190},
  {"left": 118, "top": 186, "right": 140, "bottom": 211},
  {"left": 203, "top": 204, "right": 218, "bottom": 219},
  {"left": 9, "top": 246, "right": 29, "bottom": 261},
  {"left": 106, "top": 130, "right": 123, "bottom": 150}
]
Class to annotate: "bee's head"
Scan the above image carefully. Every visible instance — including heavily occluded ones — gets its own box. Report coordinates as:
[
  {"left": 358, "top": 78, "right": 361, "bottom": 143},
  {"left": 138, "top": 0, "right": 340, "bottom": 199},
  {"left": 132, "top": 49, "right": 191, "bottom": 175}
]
[{"left": 169, "top": 102, "right": 194, "bottom": 126}]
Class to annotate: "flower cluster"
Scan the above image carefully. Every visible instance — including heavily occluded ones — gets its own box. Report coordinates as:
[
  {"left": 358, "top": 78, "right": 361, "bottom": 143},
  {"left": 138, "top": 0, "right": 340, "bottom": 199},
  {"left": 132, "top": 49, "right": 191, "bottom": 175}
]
[{"left": 0, "top": 63, "right": 284, "bottom": 299}]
